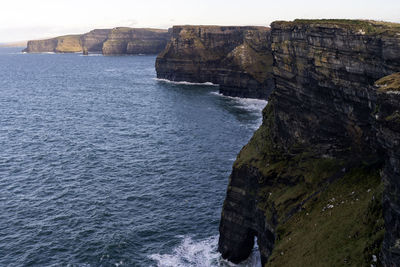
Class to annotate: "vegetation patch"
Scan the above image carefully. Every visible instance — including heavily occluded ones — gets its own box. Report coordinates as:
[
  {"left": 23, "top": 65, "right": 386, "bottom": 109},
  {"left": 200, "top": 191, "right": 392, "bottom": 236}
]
[
  {"left": 266, "top": 165, "right": 383, "bottom": 267},
  {"left": 274, "top": 19, "right": 400, "bottom": 35},
  {"left": 55, "top": 35, "right": 82, "bottom": 53},
  {"left": 375, "top": 73, "right": 400, "bottom": 92},
  {"left": 234, "top": 101, "right": 384, "bottom": 266}
]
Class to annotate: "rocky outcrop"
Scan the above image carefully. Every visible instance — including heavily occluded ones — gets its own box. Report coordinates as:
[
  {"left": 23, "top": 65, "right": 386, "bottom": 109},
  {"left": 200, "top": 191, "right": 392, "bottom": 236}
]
[
  {"left": 23, "top": 35, "right": 82, "bottom": 53},
  {"left": 155, "top": 26, "right": 274, "bottom": 99},
  {"left": 81, "top": 29, "right": 111, "bottom": 53},
  {"left": 102, "top": 28, "right": 170, "bottom": 55},
  {"left": 219, "top": 19, "right": 400, "bottom": 266}
]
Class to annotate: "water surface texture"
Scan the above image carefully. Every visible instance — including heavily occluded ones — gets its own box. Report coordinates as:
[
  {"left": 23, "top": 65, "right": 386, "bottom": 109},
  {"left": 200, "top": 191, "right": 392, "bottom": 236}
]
[{"left": 0, "top": 48, "right": 265, "bottom": 266}]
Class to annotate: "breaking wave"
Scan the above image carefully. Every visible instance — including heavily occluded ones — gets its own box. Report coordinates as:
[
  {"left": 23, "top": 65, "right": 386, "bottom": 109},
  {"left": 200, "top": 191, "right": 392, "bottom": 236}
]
[
  {"left": 154, "top": 78, "right": 218, "bottom": 86},
  {"left": 149, "top": 235, "right": 261, "bottom": 267}
]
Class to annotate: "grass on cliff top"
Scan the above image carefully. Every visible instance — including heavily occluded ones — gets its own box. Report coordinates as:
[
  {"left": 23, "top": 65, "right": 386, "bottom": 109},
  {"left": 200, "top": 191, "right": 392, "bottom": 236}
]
[
  {"left": 375, "top": 73, "right": 400, "bottom": 92},
  {"left": 266, "top": 165, "right": 384, "bottom": 267},
  {"left": 55, "top": 35, "right": 82, "bottom": 52},
  {"left": 273, "top": 19, "right": 400, "bottom": 35},
  {"left": 111, "top": 27, "right": 168, "bottom": 33}
]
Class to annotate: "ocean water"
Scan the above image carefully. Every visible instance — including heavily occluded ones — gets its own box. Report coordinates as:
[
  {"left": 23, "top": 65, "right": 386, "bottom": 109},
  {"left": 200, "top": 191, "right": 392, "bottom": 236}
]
[{"left": 0, "top": 48, "right": 266, "bottom": 266}]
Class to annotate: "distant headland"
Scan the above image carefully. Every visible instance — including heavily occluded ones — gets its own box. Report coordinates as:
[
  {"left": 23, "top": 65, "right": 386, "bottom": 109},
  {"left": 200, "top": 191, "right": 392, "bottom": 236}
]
[{"left": 22, "top": 28, "right": 170, "bottom": 55}]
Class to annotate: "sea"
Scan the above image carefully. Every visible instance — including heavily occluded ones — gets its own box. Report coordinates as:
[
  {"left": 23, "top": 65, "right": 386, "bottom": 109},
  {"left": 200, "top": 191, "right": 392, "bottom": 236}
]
[{"left": 0, "top": 47, "right": 266, "bottom": 266}]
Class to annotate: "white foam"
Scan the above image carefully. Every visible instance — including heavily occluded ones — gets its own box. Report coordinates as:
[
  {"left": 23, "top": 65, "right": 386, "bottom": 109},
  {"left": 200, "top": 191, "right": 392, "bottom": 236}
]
[
  {"left": 79, "top": 53, "right": 103, "bottom": 57},
  {"left": 154, "top": 78, "right": 219, "bottom": 86},
  {"left": 210, "top": 92, "right": 267, "bottom": 130},
  {"left": 210, "top": 91, "right": 267, "bottom": 113},
  {"left": 149, "top": 235, "right": 261, "bottom": 267}
]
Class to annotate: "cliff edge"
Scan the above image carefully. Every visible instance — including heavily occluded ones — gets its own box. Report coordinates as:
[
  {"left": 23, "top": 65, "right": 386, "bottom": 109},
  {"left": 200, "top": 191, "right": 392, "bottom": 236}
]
[
  {"left": 23, "top": 35, "right": 82, "bottom": 53},
  {"left": 155, "top": 26, "right": 274, "bottom": 99},
  {"left": 219, "top": 19, "right": 400, "bottom": 266},
  {"left": 102, "top": 28, "right": 170, "bottom": 55},
  {"left": 23, "top": 28, "right": 170, "bottom": 55}
]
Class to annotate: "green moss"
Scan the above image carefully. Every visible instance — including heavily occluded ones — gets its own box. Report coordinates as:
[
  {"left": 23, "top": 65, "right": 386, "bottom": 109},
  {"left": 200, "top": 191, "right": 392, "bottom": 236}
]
[
  {"left": 235, "top": 103, "right": 284, "bottom": 170},
  {"left": 375, "top": 73, "right": 400, "bottom": 92},
  {"left": 266, "top": 166, "right": 384, "bottom": 267},
  {"left": 385, "top": 111, "right": 400, "bottom": 124},
  {"left": 233, "top": 99, "right": 385, "bottom": 266}
]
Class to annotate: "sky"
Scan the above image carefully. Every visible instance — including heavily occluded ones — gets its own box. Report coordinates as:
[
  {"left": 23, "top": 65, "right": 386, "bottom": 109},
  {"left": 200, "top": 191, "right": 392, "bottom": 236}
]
[{"left": 1, "top": 0, "right": 400, "bottom": 42}]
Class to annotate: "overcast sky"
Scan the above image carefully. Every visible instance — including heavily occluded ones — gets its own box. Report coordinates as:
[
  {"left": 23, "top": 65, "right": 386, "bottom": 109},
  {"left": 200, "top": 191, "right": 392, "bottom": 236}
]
[{"left": 1, "top": 0, "right": 400, "bottom": 42}]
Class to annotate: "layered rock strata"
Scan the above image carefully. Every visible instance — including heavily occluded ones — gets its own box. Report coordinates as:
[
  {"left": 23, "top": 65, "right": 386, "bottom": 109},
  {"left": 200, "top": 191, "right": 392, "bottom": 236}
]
[
  {"left": 23, "top": 28, "right": 170, "bottom": 55},
  {"left": 80, "top": 29, "right": 111, "bottom": 53},
  {"left": 219, "top": 20, "right": 400, "bottom": 266},
  {"left": 102, "top": 28, "right": 170, "bottom": 55},
  {"left": 375, "top": 73, "right": 400, "bottom": 265},
  {"left": 23, "top": 35, "right": 82, "bottom": 53},
  {"left": 155, "top": 26, "right": 274, "bottom": 99}
]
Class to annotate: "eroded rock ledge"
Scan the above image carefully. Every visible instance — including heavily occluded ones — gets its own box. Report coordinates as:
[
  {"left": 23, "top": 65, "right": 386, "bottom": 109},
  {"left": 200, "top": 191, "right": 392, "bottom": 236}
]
[
  {"left": 219, "top": 19, "right": 400, "bottom": 266},
  {"left": 155, "top": 26, "right": 274, "bottom": 99}
]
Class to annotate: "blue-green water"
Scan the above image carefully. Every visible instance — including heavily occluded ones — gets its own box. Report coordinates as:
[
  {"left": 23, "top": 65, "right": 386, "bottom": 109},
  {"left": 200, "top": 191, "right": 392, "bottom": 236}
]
[{"left": 0, "top": 48, "right": 265, "bottom": 266}]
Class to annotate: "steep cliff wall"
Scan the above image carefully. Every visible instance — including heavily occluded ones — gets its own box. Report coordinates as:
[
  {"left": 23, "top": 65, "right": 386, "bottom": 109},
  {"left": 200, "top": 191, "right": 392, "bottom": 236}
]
[
  {"left": 155, "top": 26, "right": 274, "bottom": 99},
  {"left": 81, "top": 29, "right": 111, "bottom": 53},
  {"left": 102, "top": 27, "right": 170, "bottom": 55},
  {"left": 23, "top": 35, "right": 83, "bottom": 53},
  {"left": 23, "top": 28, "right": 169, "bottom": 55},
  {"left": 219, "top": 19, "right": 400, "bottom": 266}
]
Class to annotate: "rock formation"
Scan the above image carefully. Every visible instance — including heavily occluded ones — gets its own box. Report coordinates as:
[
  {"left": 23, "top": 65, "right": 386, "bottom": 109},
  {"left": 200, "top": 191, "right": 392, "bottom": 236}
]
[
  {"left": 155, "top": 26, "right": 274, "bottom": 99},
  {"left": 218, "top": 19, "right": 400, "bottom": 266},
  {"left": 102, "top": 28, "right": 170, "bottom": 55},
  {"left": 23, "top": 28, "right": 170, "bottom": 55},
  {"left": 81, "top": 29, "right": 111, "bottom": 53},
  {"left": 23, "top": 35, "right": 82, "bottom": 53}
]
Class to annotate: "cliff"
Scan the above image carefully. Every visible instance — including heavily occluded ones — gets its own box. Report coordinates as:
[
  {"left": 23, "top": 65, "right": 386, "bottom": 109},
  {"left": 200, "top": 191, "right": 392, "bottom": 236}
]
[
  {"left": 155, "top": 26, "right": 274, "bottom": 99},
  {"left": 218, "top": 19, "right": 400, "bottom": 266},
  {"left": 102, "top": 27, "right": 170, "bottom": 55},
  {"left": 23, "top": 35, "right": 82, "bottom": 53},
  {"left": 81, "top": 29, "right": 111, "bottom": 53},
  {"left": 23, "top": 28, "right": 169, "bottom": 55}
]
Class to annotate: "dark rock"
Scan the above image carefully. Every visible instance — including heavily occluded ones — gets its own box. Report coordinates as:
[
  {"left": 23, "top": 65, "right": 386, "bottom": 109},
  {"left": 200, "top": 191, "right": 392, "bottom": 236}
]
[
  {"left": 155, "top": 26, "right": 274, "bottom": 99},
  {"left": 218, "top": 19, "right": 400, "bottom": 266}
]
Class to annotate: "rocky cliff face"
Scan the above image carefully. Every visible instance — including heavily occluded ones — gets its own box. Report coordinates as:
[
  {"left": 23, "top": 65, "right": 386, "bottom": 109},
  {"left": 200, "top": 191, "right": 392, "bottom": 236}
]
[
  {"left": 102, "top": 28, "right": 170, "bottom": 55},
  {"left": 375, "top": 73, "right": 400, "bottom": 265},
  {"left": 23, "top": 35, "right": 82, "bottom": 53},
  {"left": 81, "top": 29, "right": 111, "bottom": 53},
  {"left": 23, "top": 28, "right": 169, "bottom": 55},
  {"left": 155, "top": 26, "right": 274, "bottom": 99},
  {"left": 219, "top": 20, "right": 400, "bottom": 266}
]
